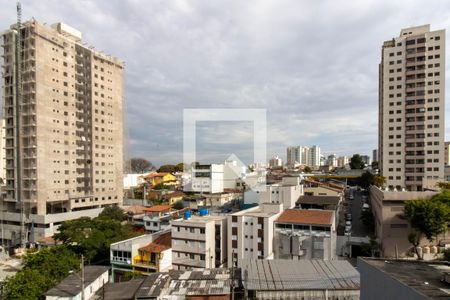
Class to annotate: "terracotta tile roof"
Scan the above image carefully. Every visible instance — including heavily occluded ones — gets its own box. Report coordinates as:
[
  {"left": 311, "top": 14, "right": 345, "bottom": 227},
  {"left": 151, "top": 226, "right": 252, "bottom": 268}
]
[
  {"left": 143, "top": 205, "right": 172, "bottom": 213},
  {"left": 276, "top": 209, "right": 333, "bottom": 226},
  {"left": 304, "top": 178, "right": 343, "bottom": 193},
  {"left": 139, "top": 232, "right": 172, "bottom": 253}
]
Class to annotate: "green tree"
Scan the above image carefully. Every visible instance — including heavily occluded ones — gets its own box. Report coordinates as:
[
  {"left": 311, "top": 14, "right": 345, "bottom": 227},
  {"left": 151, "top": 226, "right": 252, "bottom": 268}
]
[
  {"left": 360, "top": 235, "right": 380, "bottom": 257},
  {"left": 359, "top": 171, "right": 374, "bottom": 189},
  {"left": 54, "top": 217, "right": 137, "bottom": 263},
  {"left": 175, "top": 163, "right": 186, "bottom": 172},
  {"left": 372, "top": 175, "right": 386, "bottom": 188},
  {"left": 157, "top": 164, "right": 176, "bottom": 173},
  {"left": 3, "top": 246, "right": 80, "bottom": 300},
  {"left": 437, "top": 182, "right": 450, "bottom": 190},
  {"left": 173, "top": 200, "right": 184, "bottom": 210},
  {"left": 371, "top": 161, "right": 379, "bottom": 170},
  {"left": 349, "top": 154, "right": 365, "bottom": 169},
  {"left": 404, "top": 198, "right": 450, "bottom": 259},
  {"left": 98, "top": 205, "right": 126, "bottom": 221},
  {"left": 431, "top": 189, "right": 450, "bottom": 206},
  {"left": 153, "top": 183, "right": 169, "bottom": 190}
]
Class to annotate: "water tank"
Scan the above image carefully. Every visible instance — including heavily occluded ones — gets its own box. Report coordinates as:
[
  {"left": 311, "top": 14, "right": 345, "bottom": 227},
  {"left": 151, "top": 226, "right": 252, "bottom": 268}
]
[
  {"left": 184, "top": 211, "right": 191, "bottom": 219},
  {"left": 423, "top": 246, "right": 430, "bottom": 254},
  {"left": 430, "top": 246, "right": 438, "bottom": 254},
  {"left": 199, "top": 208, "right": 209, "bottom": 216}
]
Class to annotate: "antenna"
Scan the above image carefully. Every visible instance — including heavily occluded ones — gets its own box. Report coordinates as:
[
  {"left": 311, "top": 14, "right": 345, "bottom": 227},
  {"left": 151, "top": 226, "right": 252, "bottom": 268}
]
[{"left": 16, "top": 0, "right": 26, "bottom": 248}]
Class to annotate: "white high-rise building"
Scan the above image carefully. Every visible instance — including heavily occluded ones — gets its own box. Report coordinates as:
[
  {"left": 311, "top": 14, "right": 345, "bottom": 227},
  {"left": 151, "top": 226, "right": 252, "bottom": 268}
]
[
  {"left": 379, "top": 25, "right": 445, "bottom": 191},
  {"left": 269, "top": 156, "right": 283, "bottom": 168},
  {"left": 286, "top": 146, "right": 320, "bottom": 168},
  {"left": 327, "top": 154, "right": 338, "bottom": 168}
]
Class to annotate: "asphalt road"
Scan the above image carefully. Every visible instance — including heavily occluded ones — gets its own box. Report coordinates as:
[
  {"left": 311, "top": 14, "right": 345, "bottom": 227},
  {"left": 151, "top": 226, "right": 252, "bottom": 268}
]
[
  {"left": 338, "top": 189, "right": 371, "bottom": 238},
  {"left": 348, "top": 190, "right": 371, "bottom": 237}
]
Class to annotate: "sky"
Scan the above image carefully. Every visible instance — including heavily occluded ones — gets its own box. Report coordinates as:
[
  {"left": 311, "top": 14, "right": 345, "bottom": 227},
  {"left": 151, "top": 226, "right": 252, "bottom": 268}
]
[{"left": 1, "top": 0, "right": 450, "bottom": 167}]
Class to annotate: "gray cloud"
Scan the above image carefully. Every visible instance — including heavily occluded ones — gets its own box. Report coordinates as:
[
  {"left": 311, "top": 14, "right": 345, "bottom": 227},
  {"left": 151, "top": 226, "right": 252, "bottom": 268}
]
[{"left": 2, "top": 0, "right": 450, "bottom": 166}]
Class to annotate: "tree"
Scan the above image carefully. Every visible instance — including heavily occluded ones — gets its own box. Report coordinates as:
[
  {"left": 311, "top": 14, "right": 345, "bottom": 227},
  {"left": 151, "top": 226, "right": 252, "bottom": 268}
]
[
  {"left": 359, "top": 171, "right": 374, "bottom": 189},
  {"left": 3, "top": 246, "right": 80, "bottom": 300},
  {"left": 129, "top": 158, "right": 154, "bottom": 174},
  {"left": 175, "top": 163, "right": 186, "bottom": 172},
  {"left": 153, "top": 183, "right": 169, "bottom": 190},
  {"left": 360, "top": 235, "right": 380, "bottom": 257},
  {"left": 54, "top": 217, "right": 138, "bottom": 263},
  {"left": 372, "top": 175, "right": 386, "bottom": 188},
  {"left": 349, "top": 154, "right": 365, "bottom": 169},
  {"left": 403, "top": 198, "right": 450, "bottom": 259},
  {"left": 158, "top": 164, "right": 176, "bottom": 173},
  {"left": 437, "top": 182, "right": 450, "bottom": 190},
  {"left": 371, "top": 161, "right": 379, "bottom": 170},
  {"left": 98, "top": 205, "right": 126, "bottom": 222},
  {"left": 173, "top": 200, "right": 184, "bottom": 210},
  {"left": 304, "top": 166, "right": 312, "bottom": 173}
]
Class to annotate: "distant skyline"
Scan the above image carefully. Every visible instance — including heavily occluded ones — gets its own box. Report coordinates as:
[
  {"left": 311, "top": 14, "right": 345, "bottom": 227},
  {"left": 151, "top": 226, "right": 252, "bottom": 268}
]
[{"left": 1, "top": 0, "right": 450, "bottom": 166}]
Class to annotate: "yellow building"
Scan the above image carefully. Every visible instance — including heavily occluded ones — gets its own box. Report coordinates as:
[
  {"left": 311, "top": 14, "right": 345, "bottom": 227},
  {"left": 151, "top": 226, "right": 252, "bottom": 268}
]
[
  {"left": 163, "top": 192, "right": 185, "bottom": 205},
  {"left": 133, "top": 231, "right": 172, "bottom": 273},
  {"left": 145, "top": 172, "right": 176, "bottom": 186}
]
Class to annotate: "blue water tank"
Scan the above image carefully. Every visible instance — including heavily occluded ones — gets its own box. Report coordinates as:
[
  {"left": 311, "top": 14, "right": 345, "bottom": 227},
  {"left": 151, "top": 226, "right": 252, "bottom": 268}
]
[
  {"left": 184, "top": 211, "right": 191, "bottom": 219},
  {"left": 199, "top": 208, "right": 209, "bottom": 216}
]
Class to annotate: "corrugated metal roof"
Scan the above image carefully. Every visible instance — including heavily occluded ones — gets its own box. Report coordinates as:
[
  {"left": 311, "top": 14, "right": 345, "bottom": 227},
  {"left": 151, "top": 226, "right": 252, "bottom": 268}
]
[{"left": 241, "top": 259, "right": 360, "bottom": 291}]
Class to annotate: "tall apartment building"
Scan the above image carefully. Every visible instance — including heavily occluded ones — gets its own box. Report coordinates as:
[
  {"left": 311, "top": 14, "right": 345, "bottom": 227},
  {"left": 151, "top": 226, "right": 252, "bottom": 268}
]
[
  {"left": 228, "top": 203, "right": 283, "bottom": 267},
  {"left": 286, "top": 145, "right": 320, "bottom": 168},
  {"left": 1, "top": 21, "right": 124, "bottom": 245},
  {"left": 268, "top": 155, "right": 282, "bottom": 168},
  {"left": 444, "top": 142, "right": 450, "bottom": 166},
  {"left": 171, "top": 214, "right": 227, "bottom": 270},
  {"left": 337, "top": 156, "right": 349, "bottom": 168},
  {"left": 379, "top": 25, "right": 445, "bottom": 191}
]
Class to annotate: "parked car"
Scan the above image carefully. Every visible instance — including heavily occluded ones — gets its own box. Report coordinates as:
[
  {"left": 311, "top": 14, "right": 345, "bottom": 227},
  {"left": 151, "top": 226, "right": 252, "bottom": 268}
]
[
  {"left": 345, "top": 225, "right": 352, "bottom": 233},
  {"left": 345, "top": 213, "right": 352, "bottom": 221},
  {"left": 362, "top": 203, "right": 370, "bottom": 211},
  {"left": 345, "top": 221, "right": 352, "bottom": 226}
]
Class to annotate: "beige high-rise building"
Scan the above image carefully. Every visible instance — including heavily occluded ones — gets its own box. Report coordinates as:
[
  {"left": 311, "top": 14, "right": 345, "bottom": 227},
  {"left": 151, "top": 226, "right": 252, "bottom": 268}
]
[
  {"left": 444, "top": 142, "right": 450, "bottom": 166},
  {"left": 379, "top": 25, "right": 445, "bottom": 191},
  {"left": 1, "top": 20, "right": 124, "bottom": 245}
]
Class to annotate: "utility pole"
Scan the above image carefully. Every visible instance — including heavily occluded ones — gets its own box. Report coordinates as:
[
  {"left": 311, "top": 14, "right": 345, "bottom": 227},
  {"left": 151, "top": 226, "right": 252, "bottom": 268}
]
[{"left": 81, "top": 255, "right": 85, "bottom": 300}]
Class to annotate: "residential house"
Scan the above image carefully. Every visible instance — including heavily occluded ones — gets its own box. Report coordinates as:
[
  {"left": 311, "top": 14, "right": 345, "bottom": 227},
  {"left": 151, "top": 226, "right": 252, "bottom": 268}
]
[
  {"left": 142, "top": 205, "right": 186, "bottom": 233},
  {"left": 274, "top": 209, "right": 336, "bottom": 260},
  {"left": 45, "top": 266, "right": 109, "bottom": 300},
  {"left": 162, "top": 191, "right": 185, "bottom": 205},
  {"left": 110, "top": 231, "right": 170, "bottom": 281},
  {"left": 133, "top": 231, "right": 172, "bottom": 274},
  {"left": 145, "top": 172, "right": 177, "bottom": 187}
]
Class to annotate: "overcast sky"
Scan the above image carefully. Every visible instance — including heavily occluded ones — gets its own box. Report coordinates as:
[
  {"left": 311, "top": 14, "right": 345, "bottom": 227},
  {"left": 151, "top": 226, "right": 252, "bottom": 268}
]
[{"left": 1, "top": 0, "right": 450, "bottom": 167}]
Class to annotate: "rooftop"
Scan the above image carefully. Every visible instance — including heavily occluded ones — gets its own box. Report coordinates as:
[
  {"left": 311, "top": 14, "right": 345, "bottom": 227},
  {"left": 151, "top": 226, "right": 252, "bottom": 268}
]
[
  {"left": 123, "top": 205, "right": 147, "bottom": 215},
  {"left": 45, "top": 266, "right": 109, "bottom": 297},
  {"left": 231, "top": 203, "right": 283, "bottom": 218},
  {"left": 359, "top": 258, "right": 450, "bottom": 299},
  {"left": 134, "top": 268, "right": 241, "bottom": 298},
  {"left": 296, "top": 195, "right": 341, "bottom": 205},
  {"left": 139, "top": 232, "right": 171, "bottom": 253},
  {"left": 241, "top": 259, "right": 359, "bottom": 291},
  {"left": 276, "top": 209, "right": 333, "bottom": 226},
  {"left": 143, "top": 205, "right": 172, "bottom": 213},
  {"left": 172, "top": 214, "right": 227, "bottom": 225}
]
